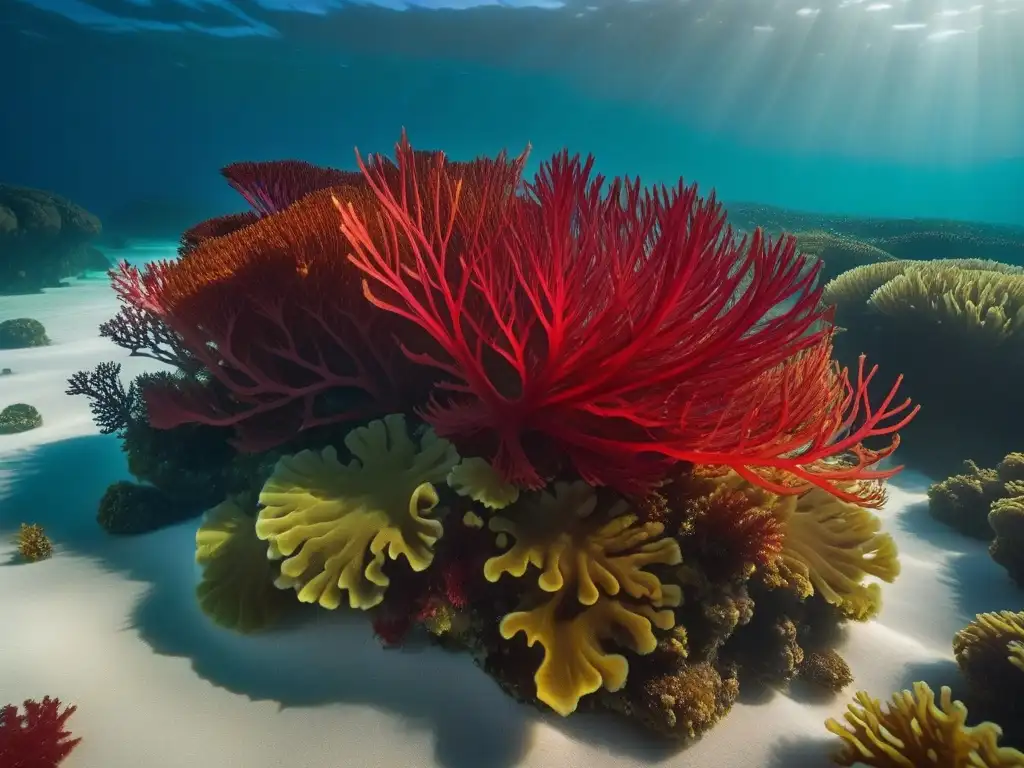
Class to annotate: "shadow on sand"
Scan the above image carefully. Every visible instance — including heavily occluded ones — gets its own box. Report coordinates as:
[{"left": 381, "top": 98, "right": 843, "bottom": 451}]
[
  {"left": 888, "top": 470, "right": 1024, "bottom": 627},
  {"left": 0, "top": 433, "right": 687, "bottom": 768}
]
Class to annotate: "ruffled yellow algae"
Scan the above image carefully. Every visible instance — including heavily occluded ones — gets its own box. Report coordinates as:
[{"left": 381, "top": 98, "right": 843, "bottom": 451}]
[
  {"left": 763, "top": 486, "right": 899, "bottom": 620},
  {"left": 485, "top": 480, "right": 682, "bottom": 715},
  {"left": 255, "top": 414, "right": 460, "bottom": 610},
  {"left": 697, "top": 470, "right": 899, "bottom": 620},
  {"left": 195, "top": 496, "right": 290, "bottom": 633},
  {"left": 447, "top": 456, "right": 520, "bottom": 510}
]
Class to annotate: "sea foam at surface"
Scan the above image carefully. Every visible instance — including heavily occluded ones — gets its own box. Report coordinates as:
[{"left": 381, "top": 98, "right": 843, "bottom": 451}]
[{"left": 0, "top": 241, "right": 1021, "bottom": 768}]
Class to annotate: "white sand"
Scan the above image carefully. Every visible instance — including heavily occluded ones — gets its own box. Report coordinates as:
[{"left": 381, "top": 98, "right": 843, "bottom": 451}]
[{"left": 1, "top": 243, "right": 1022, "bottom": 768}]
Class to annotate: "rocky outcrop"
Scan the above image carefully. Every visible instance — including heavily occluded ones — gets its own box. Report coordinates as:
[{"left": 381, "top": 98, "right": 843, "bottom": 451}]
[{"left": 0, "top": 184, "right": 109, "bottom": 295}]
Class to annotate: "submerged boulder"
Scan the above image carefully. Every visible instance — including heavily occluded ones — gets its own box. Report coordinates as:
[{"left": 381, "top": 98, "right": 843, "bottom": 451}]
[{"left": 0, "top": 184, "right": 109, "bottom": 295}]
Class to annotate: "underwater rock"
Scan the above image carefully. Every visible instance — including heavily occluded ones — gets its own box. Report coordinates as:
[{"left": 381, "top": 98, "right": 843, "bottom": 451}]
[
  {"left": 0, "top": 184, "right": 105, "bottom": 295},
  {"left": 0, "top": 403, "right": 42, "bottom": 434},
  {"left": 0, "top": 317, "right": 49, "bottom": 349}
]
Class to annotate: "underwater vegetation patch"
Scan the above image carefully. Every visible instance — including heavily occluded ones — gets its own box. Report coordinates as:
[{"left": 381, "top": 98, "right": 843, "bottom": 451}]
[
  {"left": 68, "top": 131, "right": 1024, "bottom": 757},
  {"left": 0, "top": 318, "right": 50, "bottom": 349},
  {"left": 826, "top": 259, "right": 1024, "bottom": 478},
  {"left": 0, "top": 403, "right": 43, "bottom": 435},
  {"left": 13, "top": 523, "right": 52, "bottom": 562},
  {"left": 928, "top": 453, "right": 1024, "bottom": 588}
]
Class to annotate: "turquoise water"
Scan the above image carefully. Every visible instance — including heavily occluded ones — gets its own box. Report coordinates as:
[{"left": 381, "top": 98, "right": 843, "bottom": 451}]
[
  {"left": 4, "top": 0, "right": 1023, "bottom": 224},
  {"left": 3, "top": 2, "right": 1024, "bottom": 768}
]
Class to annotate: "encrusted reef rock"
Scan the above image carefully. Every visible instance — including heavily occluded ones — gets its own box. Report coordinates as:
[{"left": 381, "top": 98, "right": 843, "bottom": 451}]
[{"left": 0, "top": 184, "right": 108, "bottom": 294}]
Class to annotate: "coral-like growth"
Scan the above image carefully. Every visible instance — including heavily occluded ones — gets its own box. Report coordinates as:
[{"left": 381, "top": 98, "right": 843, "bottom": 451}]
[
  {"left": 826, "top": 682, "right": 1024, "bottom": 767},
  {"left": 953, "top": 611, "right": 1024, "bottom": 738},
  {"left": 14, "top": 523, "right": 52, "bottom": 562},
  {"left": 0, "top": 697, "right": 81, "bottom": 768},
  {"left": 196, "top": 496, "right": 293, "bottom": 633},
  {"left": 1011, "top": 641, "right": 1024, "bottom": 672},
  {"left": 826, "top": 259, "right": 1024, "bottom": 477},
  {"left": 927, "top": 455, "right": 1024, "bottom": 585},
  {"left": 66, "top": 362, "right": 138, "bottom": 436},
  {"left": 179, "top": 211, "right": 259, "bottom": 256},
  {"left": 484, "top": 480, "right": 682, "bottom": 715},
  {"left": 798, "top": 649, "right": 853, "bottom": 692},
  {"left": 76, "top": 135, "right": 916, "bottom": 743},
  {"left": 221, "top": 160, "right": 362, "bottom": 216},
  {"left": 336, "top": 133, "right": 916, "bottom": 503},
  {"left": 871, "top": 265, "right": 1024, "bottom": 347},
  {"left": 255, "top": 414, "right": 460, "bottom": 610},
  {"left": 766, "top": 484, "right": 900, "bottom": 620},
  {"left": 989, "top": 497, "right": 1024, "bottom": 588},
  {"left": 667, "top": 468, "right": 785, "bottom": 580},
  {"left": 609, "top": 656, "right": 740, "bottom": 741},
  {"left": 929, "top": 458, "right": 1015, "bottom": 540},
  {"left": 500, "top": 594, "right": 677, "bottom": 717},
  {"left": 0, "top": 318, "right": 49, "bottom": 349},
  {"left": 97, "top": 304, "right": 196, "bottom": 372},
  {"left": 112, "top": 185, "right": 427, "bottom": 451},
  {"left": 97, "top": 480, "right": 193, "bottom": 535},
  {"left": 0, "top": 403, "right": 42, "bottom": 435},
  {"left": 447, "top": 457, "right": 519, "bottom": 510}
]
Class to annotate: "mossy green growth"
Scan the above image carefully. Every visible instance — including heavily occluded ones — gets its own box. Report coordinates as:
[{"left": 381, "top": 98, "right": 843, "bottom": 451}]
[
  {"left": 0, "top": 403, "right": 42, "bottom": 434},
  {"left": 0, "top": 318, "right": 50, "bottom": 349}
]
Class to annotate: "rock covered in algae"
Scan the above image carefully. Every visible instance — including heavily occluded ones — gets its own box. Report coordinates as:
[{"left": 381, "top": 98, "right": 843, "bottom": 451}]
[
  {"left": 0, "top": 403, "right": 42, "bottom": 434},
  {"left": 0, "top": 317, "right": 49, "bottom": 349}
]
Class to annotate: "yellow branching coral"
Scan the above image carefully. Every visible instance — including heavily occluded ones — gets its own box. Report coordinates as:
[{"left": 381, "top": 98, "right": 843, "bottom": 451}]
[
  {"left": 1010, "top": 641, "right": 1024, "bottom": 673},
  {"left": 255, "top": 414, "right": 460, "bottom": 610},
  {"left": 953, "top": 611, "right": 1024, "bottom": 722},
  {"left": 826, "top": 682, "right": 1024, "bottom": 767},
  {"left": 447, "top": 457, "right": 519, "bottom": 510},
  {"left": 954, "top": 611, "right": 1024, "bottom": 665},
  {"left": 870, "top": 266, "right": 1024, "bottom": 346},
  {"left": 14, "top": 522, "right": 52, "bottom": 562},
  {"left": 484, "top": 480, "right": 682, "bottom": 715},
  {"left": 195, "top": 496, "right": 292, "bottom": 633},
  {"left": 823, "top": 261, "right": 909, "bottom": 308}
]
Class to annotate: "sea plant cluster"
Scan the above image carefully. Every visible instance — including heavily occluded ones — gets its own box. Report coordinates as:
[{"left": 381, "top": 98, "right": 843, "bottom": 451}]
[{"left": 70, "top": 134, "right": 926, "bottom": 740}]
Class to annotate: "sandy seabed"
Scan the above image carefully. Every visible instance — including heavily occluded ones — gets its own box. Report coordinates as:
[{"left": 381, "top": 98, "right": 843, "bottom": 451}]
[{"left": 1, "top": 242, "right": 1022, "bottom": 768}]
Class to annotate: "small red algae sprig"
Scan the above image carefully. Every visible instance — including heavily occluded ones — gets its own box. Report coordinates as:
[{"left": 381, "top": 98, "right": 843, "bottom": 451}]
[
  {"left": 336, "top": 132, "right": 917, "bottom": 504},
  {"left": 0, "top": 697, "right": 81, "bottom": 768}
]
